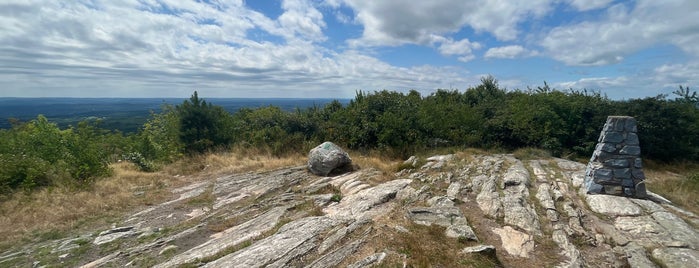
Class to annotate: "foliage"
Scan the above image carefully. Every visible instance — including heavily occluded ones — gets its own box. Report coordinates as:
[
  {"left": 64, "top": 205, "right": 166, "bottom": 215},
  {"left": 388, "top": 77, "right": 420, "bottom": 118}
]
[
  {"left": 177, "top": 91, "right": 234, "bottom": 154},
  {"left": 0, "top": 116, "right": 112, "bottom": 194},
  {"left": 2, "top": 81, "right": 698, "bottom": 194}
]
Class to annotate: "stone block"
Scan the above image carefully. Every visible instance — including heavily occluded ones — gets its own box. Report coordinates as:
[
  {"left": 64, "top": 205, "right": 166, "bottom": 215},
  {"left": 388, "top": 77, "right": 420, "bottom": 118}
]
[
  {"left": 597, "top": 143, "right": 617, "bottom": 153},
  {"left": 621, "top": 178, "right": 634, "bottom": 187},
  {"left": 604, "top": 185, "right": 623, "bottom": 195},
  {"left": 626, "top": 133, "right": 639, "bottom": 145},
  {"left": 632, "top": 169, "right": 645, "bottom": 180},
  {"left": 600, "top": 132, "right": 624, "bottom": 143},
  {"left": 592, "top": 168, "right": 613, "bottom": 182},
  {"left": 624, "top": 119, "right": 638, "bottom": 132},
  {"left": 604, "top": 159, "right": 629, "bottom": 168},
  {"left": 613, "top": 168, "right": 631, "bottom": 179},
  {"left": 620, "top": 146, "right": 641, "bottom": 156},
  {"left": 635, "top": 182, "right": 647, "bottom": 198},
  {"left": 634, "top": 158, "right": 643, "bottom": 168}
]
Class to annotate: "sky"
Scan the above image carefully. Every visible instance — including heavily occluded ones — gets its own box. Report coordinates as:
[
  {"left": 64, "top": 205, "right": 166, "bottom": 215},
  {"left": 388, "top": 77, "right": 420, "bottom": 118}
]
[{"left": 0, "top": 0, "right": 698, "bottom": 99}]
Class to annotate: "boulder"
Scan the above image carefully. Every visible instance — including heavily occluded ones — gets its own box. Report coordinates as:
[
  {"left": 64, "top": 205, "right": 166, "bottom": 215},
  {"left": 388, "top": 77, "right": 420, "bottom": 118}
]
[{"left": 308, "top": 142, "right": 352, "bottom": 176}]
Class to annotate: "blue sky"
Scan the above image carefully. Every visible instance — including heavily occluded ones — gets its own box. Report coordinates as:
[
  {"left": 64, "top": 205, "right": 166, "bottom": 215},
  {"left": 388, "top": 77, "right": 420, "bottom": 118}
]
[{"left": 0, "top": 0, "right": 697, "bottom": 99}]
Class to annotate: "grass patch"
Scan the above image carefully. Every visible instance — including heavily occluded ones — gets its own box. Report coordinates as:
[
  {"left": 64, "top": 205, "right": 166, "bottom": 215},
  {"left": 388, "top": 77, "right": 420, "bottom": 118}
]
[
  {"left": 645, "top": 168, "right": 699, "bottom": 215},
  {"left": 383, "top": 223, "right": 502, "bottom": 267},
  {"left": 513, "top": 147, "right": 551, "bottom": 160}
]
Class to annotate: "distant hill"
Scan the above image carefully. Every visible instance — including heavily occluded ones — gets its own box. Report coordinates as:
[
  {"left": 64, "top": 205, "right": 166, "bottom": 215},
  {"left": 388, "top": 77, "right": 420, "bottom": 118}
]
[{"left": 0, "top": 98, "right": 349, "bottom": 133}]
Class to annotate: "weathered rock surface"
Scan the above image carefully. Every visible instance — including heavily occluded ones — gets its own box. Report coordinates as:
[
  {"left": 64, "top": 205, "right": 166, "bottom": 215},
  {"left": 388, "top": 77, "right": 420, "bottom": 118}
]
[
  {"left": 493, "top": 226, "right": 534, "bottom": 258},
  {"left": 651, "top": 248, "right": 699, "bottom": 268},
  {"left": 9, "top": 152, "right": 699, "bottom": 268},
  {"left": 308, "top": 141, "right": 352, "bottom": 176}
]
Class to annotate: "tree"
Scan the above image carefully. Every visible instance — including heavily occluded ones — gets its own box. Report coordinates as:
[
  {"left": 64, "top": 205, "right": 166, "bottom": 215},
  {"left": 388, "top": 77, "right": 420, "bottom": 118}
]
[{"left": 177, "top": 91, "right": 233, "bottom": 153}]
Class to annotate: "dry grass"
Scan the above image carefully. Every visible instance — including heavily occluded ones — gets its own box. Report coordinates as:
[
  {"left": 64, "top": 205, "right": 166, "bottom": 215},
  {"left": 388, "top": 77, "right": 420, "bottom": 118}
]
[
  {"left": 645, "top": 168, "right": 699, "bottom": 215},
  {"left": 0, "top": 148, "right": 305, "bottom": 251},
  {"left": 0, "top": 162, "right": 176, "bottom": 250},
  {"left": 162, "top": 147, "right": 306, "bottom": 177}
]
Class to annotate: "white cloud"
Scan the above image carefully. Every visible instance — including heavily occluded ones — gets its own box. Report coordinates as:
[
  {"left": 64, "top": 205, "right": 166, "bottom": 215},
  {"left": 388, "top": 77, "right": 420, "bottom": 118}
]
[
  {"left": 566, "top": 0, "right": 614, "bottom": 11},
  {"left": 542, "top": 0, "right": 699, "bottom": 66},
  {"left": 278, "top": 0, "right": 327, "bottom": 41},
  {"left": 340, "top": 0, "right": 554, "bottom": 47},
  {"left": 0, "top": 0, "right": 477, "bottom": 98},
  {"left": 484, "top": 45, "right": 536, "bottom": 59},
  {"left": 437, "top": 38, "right": 481, "bottom": 62}
]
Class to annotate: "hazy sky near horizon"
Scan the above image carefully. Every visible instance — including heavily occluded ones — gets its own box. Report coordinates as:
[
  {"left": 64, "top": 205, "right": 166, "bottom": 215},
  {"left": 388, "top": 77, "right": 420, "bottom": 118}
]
[{"left": 1, "top": 0, "right": 698, "bottom": 99}]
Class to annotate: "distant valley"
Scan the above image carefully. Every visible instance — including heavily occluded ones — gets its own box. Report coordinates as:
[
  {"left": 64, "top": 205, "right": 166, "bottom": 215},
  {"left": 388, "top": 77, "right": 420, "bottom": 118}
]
[{"left": 0, "top": 98, "right": 348, "bottom": 133}]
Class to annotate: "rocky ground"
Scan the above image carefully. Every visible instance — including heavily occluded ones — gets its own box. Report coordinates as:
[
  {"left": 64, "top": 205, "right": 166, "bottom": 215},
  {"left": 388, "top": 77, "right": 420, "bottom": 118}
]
[{"left": 2, "top": 152, "right": 698, "bottom": 267}]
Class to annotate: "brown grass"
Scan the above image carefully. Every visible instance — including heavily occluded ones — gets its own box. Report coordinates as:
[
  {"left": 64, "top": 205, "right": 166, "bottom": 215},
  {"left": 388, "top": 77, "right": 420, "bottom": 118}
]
[
  {"left": 645, "top": 168, "right": 699, "bottom": 215},
  {"left": 0, "top": 162, "right": 175, "bottom": 250},
  {"left": 0, "top": 148, "right": 305, "bottom": 251}
]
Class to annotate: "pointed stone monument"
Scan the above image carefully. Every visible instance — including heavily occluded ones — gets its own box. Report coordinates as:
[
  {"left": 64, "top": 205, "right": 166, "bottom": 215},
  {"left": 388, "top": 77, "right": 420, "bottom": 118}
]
[{"left": 584, "top": 116, "right": 647, "bottom": 198}]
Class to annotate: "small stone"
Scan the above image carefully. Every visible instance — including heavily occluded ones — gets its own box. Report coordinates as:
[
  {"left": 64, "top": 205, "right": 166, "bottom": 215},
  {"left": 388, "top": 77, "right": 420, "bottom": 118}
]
[
  {"left": 634, "top": 158, "right": 643, "bottom": 168},
  {"left": 462, "top": 245, "right": 496, "bottom": 256}
]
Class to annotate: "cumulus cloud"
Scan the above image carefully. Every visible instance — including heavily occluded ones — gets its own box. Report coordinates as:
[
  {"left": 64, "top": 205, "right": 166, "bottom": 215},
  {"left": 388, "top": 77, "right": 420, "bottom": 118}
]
[
  {"left": 484, "top": 45, "right": 536, "bottom": 59},
  {"left": 0, "top": 0, "right": 477, "bottom": 98},
  {"left": 340, "top": 0, "right": 554, "bottom": 47},
  {"left": 542, "top": 0, "right": 699, "bottom": 66},
  {"left": 437, "top": 38, "right": 482, "bottom": 62}
]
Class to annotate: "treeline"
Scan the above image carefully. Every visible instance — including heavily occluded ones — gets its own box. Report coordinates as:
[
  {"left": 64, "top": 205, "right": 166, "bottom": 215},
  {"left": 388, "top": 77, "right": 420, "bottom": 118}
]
[{"left": 1, "top": 77, "right": 698, "bottom": 194}]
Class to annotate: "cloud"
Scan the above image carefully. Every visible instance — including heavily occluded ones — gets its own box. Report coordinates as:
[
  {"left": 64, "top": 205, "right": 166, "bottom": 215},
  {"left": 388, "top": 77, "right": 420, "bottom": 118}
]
[
  {"left": 437, "top": 38, "right": 482, "bottom": 62},
  {"left": 542, "top": 0, "right": 699, "bottom": 66},
  {"left": 566, "top": 0, "right": 614, "bottom": 11},
  {"left": 0, "top": 0, "right": 478, "bottom": 98},
  {"left": 484, "top": 45, "right": 536, "bottom": 59},
  {"left": 340, "top": 0, "right": 554, "bottom": 47}
]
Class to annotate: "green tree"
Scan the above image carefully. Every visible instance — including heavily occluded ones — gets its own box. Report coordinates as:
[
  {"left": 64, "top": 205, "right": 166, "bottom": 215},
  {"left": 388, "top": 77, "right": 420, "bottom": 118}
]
[{"left": 177, "top": 91, "right": 234, "bottom": 154}]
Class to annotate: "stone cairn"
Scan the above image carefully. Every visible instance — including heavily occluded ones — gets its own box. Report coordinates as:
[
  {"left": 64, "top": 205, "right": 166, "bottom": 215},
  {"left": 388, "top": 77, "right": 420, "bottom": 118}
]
[{"left": 584, "top": 116, "right": 647, "bottom": 198}]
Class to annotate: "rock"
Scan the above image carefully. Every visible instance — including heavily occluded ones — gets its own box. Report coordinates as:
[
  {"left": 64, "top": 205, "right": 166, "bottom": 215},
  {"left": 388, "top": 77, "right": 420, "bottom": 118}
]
[
  {"left": 318, "top": 219, "right": 370, "bottom": 254},
  {"left": 447, "top": 182, "right": 462, "bottom": 200},
  {"left": 586, "top": 194, "right": 643, "bottom": 216},
  {"left": 204, "top": 216, "right": 339, "bottom": 268},
  {"left": 158, "top": 245, "right": 178, "bottom": 255},
  {"left": 493, "top": 226, "right": 534, "bottom": 258},
  {"left": 347, "top": 252, "right": 387, "bottom": 268},
  {"left": 427, "top": 196, "right": 455, "bottom": 207},
  {"left": 476, "top": 179, "right": 501, "bottom": 218},
  {"left": 623, "top": 242, "right": 657, "bottom": 268},
  {"left": 651, "top": 248, "right": 699, "bottom": 268},
  {"left": 407, "top": 206, "right": 463, "bottom": 227},
  {"left": 421, "top": 154, "right": 455, "bottom": 169},
  {"left": 501, "top": 159, "right": 531, "bottom": 187},
  {"left": 308, "top": 142, "right": 352, "bottom": 176},
  {"left": 407, "top": 206, "right": 478, "bottom": 241},
  {"left": 651, "top": 211, "right": 699, "bottom": 249},
  {"left": 93, "top": 226, "right": 136, "bottom": 245},
  {"left": 403, "top": 156, "right": 419, "bottom": 168},
  {"left": 445, "top": 224, "right": 478, "bottom": 241},
  {"left": 614, "top": 216, "right": 678, "bottom": 248},
  {"left": 154, "top": 206, "right": 288, "bottom": 268},
  {"left": 536, "top": 183, "right": 559, "bottom": 222},
  {"left": 309, "top": 239, "right": 365, "bottom": 268},
  {"left": 325, "top": 179, "right": 412, "bottom": 221},
  {"left": 462, "top": 245, "right": 496, "bottom": 256}
]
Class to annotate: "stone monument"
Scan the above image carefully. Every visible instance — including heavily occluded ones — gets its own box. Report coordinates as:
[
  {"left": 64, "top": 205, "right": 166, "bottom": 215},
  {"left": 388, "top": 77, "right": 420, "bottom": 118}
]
[{"left": 584, "top": 116, "right": 647, "bottom": 198}]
